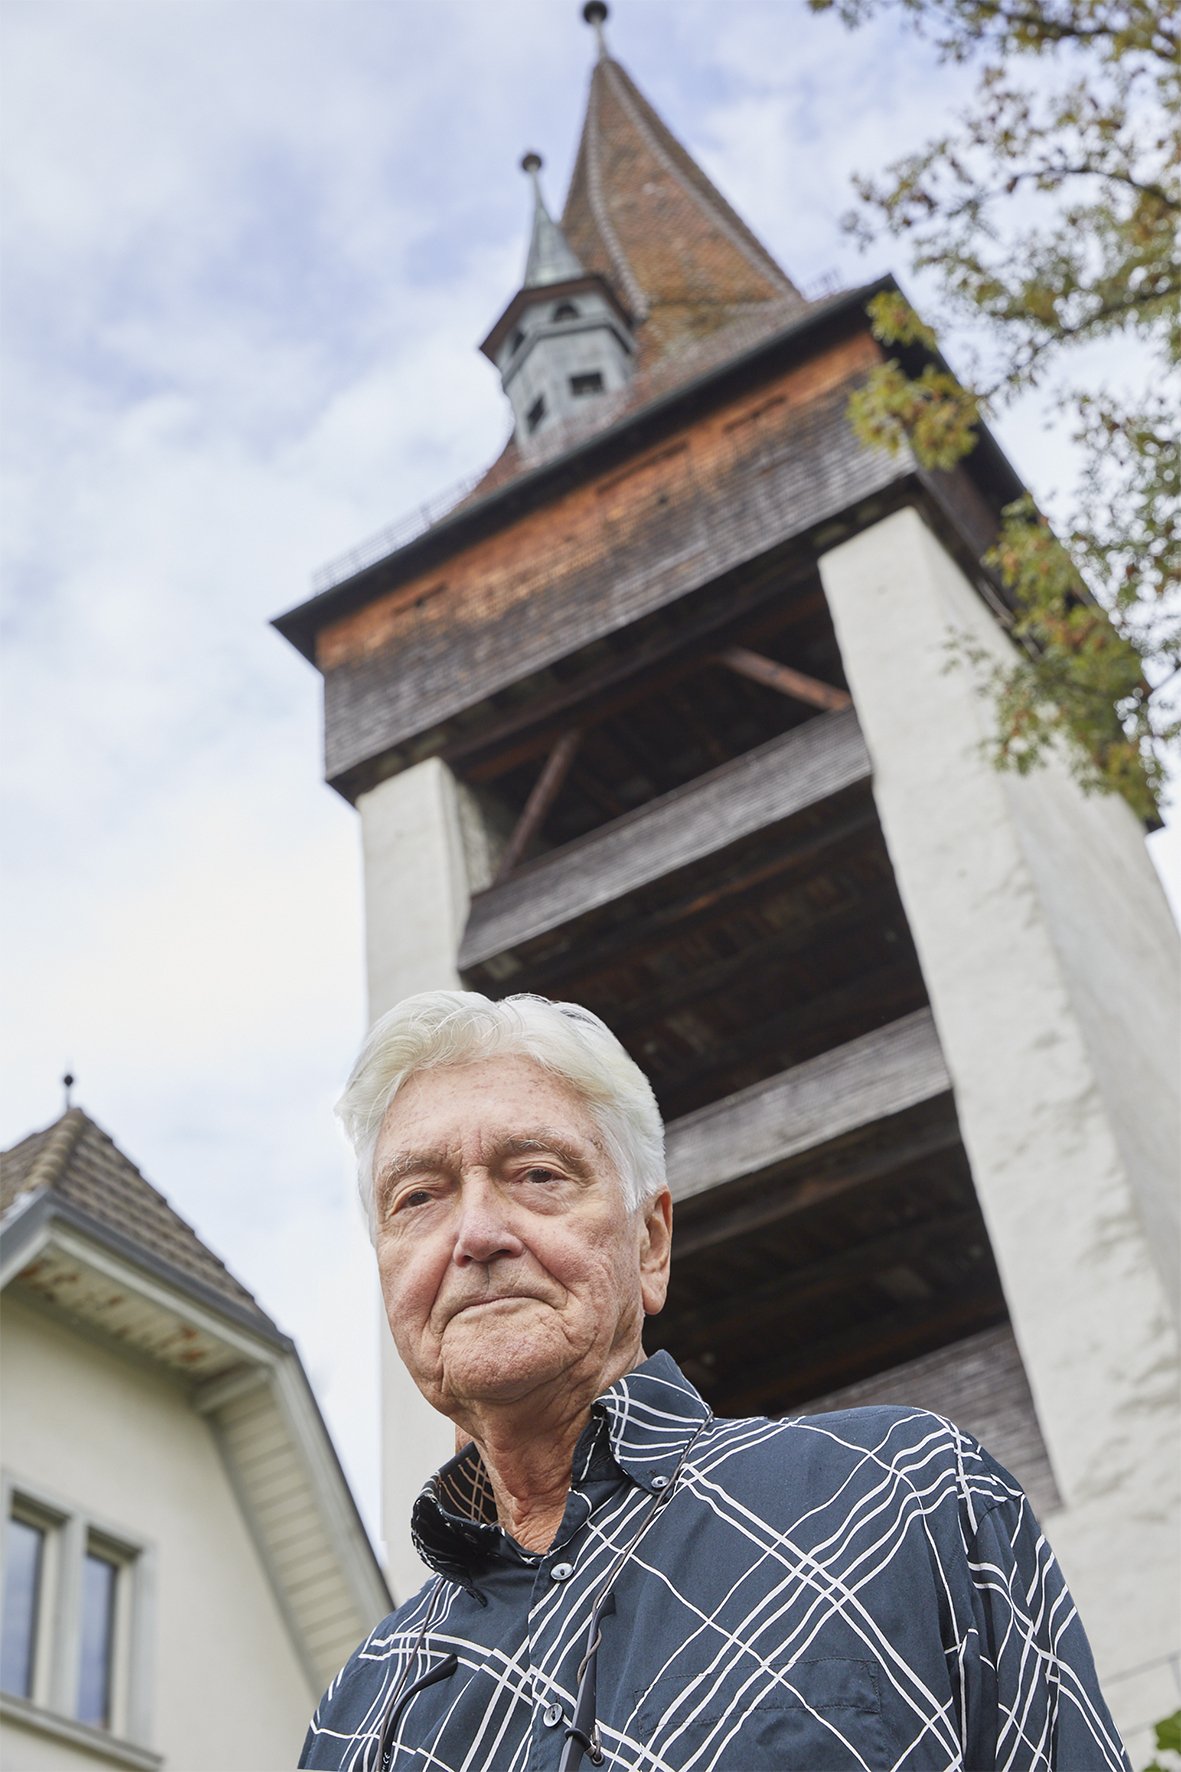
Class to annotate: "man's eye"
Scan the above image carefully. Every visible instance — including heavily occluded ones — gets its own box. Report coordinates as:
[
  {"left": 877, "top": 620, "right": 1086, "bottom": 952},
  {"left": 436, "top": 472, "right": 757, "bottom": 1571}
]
[
  {"left": 523, "top": 1167, "right": 559, "bottom": 1185},
  {"left": 395, "top": 1187, "right": 434, "bottom": 1211}
]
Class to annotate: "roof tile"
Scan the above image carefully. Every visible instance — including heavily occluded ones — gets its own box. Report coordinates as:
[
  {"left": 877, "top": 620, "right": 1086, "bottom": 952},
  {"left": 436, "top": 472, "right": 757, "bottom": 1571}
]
[
  {"left": 1, "top": 1109, "right": 274, "bottom": 1326},
  {"left": 562, "top": 57, "right": 807, "bottom": 369}
]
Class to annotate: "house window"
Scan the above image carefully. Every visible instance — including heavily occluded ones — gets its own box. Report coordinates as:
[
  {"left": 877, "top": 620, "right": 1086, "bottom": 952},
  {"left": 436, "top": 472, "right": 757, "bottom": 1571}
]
[
  {"left": 569, "top": 371, "right": 604, "bottom": 396},
  {"left": 552, "top": 301, "right": 580, "bottom": 321},
  {"left": 1, "top": 1481, "right": 148, "bottom": 1744},
  {"left": 526, "top": 394, "right": 547, "bottom": 433},
  {"left": 1, "top": 1514, "right": 45, "bottom": 1698},
  {"left": 77, "top": 1546, "right": 119, "bottom": 1728}
]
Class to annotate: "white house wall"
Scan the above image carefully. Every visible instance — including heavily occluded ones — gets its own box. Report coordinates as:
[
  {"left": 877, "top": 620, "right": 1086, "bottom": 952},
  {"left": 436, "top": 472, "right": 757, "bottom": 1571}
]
[
  {"left": 818, "top": 504, "right": 1181, "bottom": 1754},
  {"left": 1, "top": 1295, "right": 315, "bottom": 1772}
]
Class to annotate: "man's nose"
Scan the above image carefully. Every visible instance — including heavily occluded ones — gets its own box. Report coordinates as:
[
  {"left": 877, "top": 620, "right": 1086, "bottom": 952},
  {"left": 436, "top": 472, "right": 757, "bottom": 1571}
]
[{"left": 451, "top": 1174, "right": 524, "bottom": 1266}]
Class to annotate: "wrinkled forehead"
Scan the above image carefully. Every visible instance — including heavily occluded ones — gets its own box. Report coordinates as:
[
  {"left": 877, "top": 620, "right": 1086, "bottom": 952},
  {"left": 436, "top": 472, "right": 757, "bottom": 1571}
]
[{"left": 375, "top": 1054, "right": 614, "bottom": 1173}]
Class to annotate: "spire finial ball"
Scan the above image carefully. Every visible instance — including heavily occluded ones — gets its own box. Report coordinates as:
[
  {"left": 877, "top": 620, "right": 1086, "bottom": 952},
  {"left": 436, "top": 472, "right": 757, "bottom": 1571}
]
[
  {"left": 521, "top": 152, "right": 543, "bottom": 175},
  {"left": 583, "top": 2, "right": 609, "bottom": 58}
]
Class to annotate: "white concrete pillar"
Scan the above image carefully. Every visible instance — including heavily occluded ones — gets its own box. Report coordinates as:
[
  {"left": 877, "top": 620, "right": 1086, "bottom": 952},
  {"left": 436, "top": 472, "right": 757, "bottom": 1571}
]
[
  {"left": 357, "top": 758, "right": 483, "bottom": 1602},
  {"left": 359, "top": 757, "right": 472, "bottom": 1019},
  {"left": 819, "top": 506, "right": 1180, "bottom": 1747}
]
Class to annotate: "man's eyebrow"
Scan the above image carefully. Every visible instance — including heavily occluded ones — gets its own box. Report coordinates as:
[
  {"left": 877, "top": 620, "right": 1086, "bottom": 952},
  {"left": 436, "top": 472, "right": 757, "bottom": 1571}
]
[
  {"left": 374, "top": 1131, "right": 599, "bottom": 1200},
  {"left": 493, "top": 1131, "right": 595, "bottom": 1180},
  {"left": 376, "top": 1149, "right": 450, "bottom": 1189}
]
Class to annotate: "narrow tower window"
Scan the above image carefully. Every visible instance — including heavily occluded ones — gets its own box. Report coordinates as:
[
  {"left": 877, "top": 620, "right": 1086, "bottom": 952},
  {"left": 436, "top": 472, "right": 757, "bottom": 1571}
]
[
  {"left": 526, "top": 394, "right": 547, "bottom": 433},
  {"left": 569, "top": 371, "right": 604, "bottom": 397},
  {"left": 552, "top": 302, "right": 580, "bottom": 321},
  {"left": 509, "top": 327, "right": 526, "bottom": 355}
]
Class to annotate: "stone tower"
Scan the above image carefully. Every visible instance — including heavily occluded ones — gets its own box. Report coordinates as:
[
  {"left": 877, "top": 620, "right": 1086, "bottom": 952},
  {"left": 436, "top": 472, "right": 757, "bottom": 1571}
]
[{"left": 274, "top": 9, "right": 1179, "bottom": 1751}]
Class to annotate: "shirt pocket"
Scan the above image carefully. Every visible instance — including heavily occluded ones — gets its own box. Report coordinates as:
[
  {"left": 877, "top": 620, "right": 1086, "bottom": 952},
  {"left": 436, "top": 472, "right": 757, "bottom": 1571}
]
[{"left": 632, "top": 1656, "right": 887, "bottom": 1771}]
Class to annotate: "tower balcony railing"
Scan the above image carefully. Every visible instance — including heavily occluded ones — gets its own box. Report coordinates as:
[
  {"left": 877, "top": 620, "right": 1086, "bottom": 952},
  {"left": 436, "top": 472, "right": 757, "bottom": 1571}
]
[{"left": 310, "top": 464, "right": 497, "bottom": 595}]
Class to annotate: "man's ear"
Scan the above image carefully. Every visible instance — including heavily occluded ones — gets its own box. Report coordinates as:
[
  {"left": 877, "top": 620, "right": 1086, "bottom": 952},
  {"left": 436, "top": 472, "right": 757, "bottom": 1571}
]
[{"left": 639, "top": 1188, "right": 673, "bottom": 1316}]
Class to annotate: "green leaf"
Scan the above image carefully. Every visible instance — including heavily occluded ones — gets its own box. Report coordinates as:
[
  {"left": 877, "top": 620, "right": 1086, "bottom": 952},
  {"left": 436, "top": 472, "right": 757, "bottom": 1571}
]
[{"left": 1155, "top": 1711, "right": 1181, "bottom": 1755}]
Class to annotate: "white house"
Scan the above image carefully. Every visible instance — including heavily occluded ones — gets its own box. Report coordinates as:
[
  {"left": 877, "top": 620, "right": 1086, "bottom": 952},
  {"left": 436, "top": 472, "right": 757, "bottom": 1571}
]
[{"left": 0, "top": 1106, "right": 391, "bottom": 1772}]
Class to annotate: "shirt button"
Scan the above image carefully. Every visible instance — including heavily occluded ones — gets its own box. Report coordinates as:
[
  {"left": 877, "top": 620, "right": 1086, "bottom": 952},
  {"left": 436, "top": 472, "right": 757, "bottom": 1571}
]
[
  {"left": 551, "top": 1561, "right": 573, "bottom": 1581},
  {"left": 651, "top": 1475, "right": 669, "bottom": 1489},
  {"left": 544, "top": 1703, "right": 564, "bottom": 1728}
]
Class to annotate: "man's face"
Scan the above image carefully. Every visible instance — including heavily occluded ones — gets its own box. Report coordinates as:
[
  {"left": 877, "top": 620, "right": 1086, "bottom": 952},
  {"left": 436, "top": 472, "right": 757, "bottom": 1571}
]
[{"left": 371, "top": 1055, "right": 671, "bottom": 1423}]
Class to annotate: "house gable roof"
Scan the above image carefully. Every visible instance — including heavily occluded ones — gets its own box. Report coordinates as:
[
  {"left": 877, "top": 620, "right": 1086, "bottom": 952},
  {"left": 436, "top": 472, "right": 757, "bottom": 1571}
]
[
  {"left": 2, "top": 1110, "right": 394, "bottom": 1681},
  {"left": 1, "top": 1108, "right": 272, "bottom": 1327}
]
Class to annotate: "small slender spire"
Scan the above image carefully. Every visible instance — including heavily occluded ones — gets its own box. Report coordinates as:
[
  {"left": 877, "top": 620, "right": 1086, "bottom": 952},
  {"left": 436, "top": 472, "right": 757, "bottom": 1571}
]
[
  {"left": 583, "top": 1, "right": 610, "bottom": 60},
  {"left": 520, "top": 152, "right": 585, "bottom": 288},
  {"left": 62, "top": 1072, "right": 74, "bottom": 1110}
]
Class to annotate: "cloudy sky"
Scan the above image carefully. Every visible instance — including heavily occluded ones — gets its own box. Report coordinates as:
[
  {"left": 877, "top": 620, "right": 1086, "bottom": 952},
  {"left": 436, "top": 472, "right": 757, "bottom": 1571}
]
[{"left": 3, "top": 0, "right": 1176, "bottom": 1555}]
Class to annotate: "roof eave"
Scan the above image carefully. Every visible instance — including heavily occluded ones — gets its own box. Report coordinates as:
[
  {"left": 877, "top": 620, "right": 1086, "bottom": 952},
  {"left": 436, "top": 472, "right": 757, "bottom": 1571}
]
[
  {"left": 1, "top": 1188, "right": 291, "bottom": 1349},
  {"left": 478, "top": 271, "right": 634, "bottom": 363}
]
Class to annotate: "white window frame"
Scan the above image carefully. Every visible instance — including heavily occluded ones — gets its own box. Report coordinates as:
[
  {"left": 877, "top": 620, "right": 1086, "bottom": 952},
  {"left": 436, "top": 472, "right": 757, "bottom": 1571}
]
[{"left": 1, "top": 1470, "right": 155, "bottom": 1750}]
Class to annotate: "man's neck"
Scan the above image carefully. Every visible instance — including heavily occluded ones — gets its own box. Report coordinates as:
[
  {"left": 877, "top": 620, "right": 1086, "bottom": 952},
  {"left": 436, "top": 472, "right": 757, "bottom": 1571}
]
[
  {"left": 476, "top": 1413, "right": 588, "bottom": 1552},
  {"left": 453, "top": 1347, "right": 642, "bottom": 1553}
]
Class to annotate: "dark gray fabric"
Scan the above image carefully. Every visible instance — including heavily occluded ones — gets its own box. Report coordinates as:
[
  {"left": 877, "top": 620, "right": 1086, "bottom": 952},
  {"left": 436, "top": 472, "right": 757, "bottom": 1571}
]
[{"left": 300, "top": 1352, "right": 1129, "bottom": 1771}]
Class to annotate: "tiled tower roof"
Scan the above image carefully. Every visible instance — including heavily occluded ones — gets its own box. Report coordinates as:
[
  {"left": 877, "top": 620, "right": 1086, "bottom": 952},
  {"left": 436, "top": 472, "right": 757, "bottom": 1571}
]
[
  {"left": 561, "top": 53, "right": 807, "bottom": 369},
  {"left": 457, "top": 44, "right": 815, "bottom": 503},
  {"left": 1, "top": 1107, "right": 273, "bottom": 1325},
  {"left": 521, "top": 154, "right": 587, "bottom": 288}
]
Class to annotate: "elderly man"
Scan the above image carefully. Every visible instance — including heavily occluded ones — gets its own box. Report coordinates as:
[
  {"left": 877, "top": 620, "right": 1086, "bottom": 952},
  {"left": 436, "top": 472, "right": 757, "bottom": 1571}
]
[{"left": 300, "top": 991, "right": 1128, "bottom": 1772}]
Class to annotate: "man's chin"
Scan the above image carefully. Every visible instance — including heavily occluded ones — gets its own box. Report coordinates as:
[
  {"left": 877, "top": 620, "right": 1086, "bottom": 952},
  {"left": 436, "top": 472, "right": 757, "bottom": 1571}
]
[{"left": 436, "top": 1306, "right": 572, "bottom": 1406}]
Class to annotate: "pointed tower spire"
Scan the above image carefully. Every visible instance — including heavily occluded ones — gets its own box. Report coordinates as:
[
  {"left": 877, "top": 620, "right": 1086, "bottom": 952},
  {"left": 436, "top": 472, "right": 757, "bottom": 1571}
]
[
  {"left": 521, "top": 153, "right": 586, "bottom": 288},
  {"left": 562, "top": 29, "right": 808, "bottom": 368},
  {"left": 480, "top": 151, "right": 638, "bottom": 449}
]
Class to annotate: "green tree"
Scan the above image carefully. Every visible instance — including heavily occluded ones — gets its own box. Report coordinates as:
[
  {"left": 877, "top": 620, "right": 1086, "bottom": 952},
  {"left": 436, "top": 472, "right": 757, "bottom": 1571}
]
[
  {"left": 1142, "top": 1707, "right": 1181, "bottom": 1772},
  {"left": 809, "top": 0, "right": 1180, "bottom": 820}
]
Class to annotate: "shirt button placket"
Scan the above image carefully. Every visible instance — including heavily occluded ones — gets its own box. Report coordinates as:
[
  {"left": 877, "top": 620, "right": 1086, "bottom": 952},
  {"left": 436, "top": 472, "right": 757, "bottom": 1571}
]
[{"left": 531, "top": 1556, "right": 577, "bottom": 1768}]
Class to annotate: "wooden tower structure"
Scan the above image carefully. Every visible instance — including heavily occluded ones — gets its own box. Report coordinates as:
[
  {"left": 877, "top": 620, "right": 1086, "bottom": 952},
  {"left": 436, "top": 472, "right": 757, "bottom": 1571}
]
[{"left": 275, "top": 13, "right": 1179, "bottom": 1751}]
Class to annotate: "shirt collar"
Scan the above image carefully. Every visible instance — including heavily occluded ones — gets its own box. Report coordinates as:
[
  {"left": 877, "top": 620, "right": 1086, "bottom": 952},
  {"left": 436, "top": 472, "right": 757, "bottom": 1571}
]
[{"left": 410, "top": 1352, "right": 711, "bottom": 1583}]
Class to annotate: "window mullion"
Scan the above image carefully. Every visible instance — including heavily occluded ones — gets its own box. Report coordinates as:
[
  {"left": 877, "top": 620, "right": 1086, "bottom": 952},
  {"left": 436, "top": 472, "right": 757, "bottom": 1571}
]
[{"left": 51, "top": 1511, "right": 85, "bottom": 1719}]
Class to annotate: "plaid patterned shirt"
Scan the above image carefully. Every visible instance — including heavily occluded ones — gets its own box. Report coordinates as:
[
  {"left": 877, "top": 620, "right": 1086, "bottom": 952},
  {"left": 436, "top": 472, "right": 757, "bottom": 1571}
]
[{"left": 300, "top": 1351, "right": 1129, "bottom": 1771}]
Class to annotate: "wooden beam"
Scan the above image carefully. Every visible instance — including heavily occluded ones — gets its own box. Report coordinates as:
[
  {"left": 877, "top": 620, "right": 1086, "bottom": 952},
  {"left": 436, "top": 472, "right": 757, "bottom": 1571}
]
[
  {"left": 664, "top": 1009, "right": 950, "bottom": 1203},
  {"left": 472, "top": 798, "right": 879, "bottom": 998},
  {"left": 667, "top": 1205, "right": 987, "bottom": 1359},
  {"left": 671, "top": 1112, "right": 961, "bottom": 1260},
  {"left": 655, "top": 961, "right": 926, "bottom": 1124},
  {"left": 460, "top": 709, "right": 870, "bottom": 971},
  {"left": 492, "top": 729, "right": 581, "bottom": 884},
  {"left": 608, "top": 886, "right": 904, "bottom": 1037},
  {"left": 439, "top": 576, "right": 827, "bottom": 782},
  {"left": 715, "top": 645, "right": 852, "bottom": 712}
]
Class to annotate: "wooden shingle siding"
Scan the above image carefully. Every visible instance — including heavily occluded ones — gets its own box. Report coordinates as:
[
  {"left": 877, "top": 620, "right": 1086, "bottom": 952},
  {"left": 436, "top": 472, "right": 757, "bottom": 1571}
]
[
  {"left": 797, "top": 1323, "right": 1061, "bottom": 1521},
  {"left": 461, "top": 709, "right": 871, "bottom": 970},
  {"left": 318, "top": 342, "right": 898, "bottom": 786},
  {"left": 664, "top": 1009, "right": 950, "bottom": 1201}
]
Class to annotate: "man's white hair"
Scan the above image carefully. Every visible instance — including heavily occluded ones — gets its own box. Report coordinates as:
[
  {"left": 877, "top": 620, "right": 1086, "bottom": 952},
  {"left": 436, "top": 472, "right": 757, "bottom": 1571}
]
[{"left": 337, "top": 990, "right": 666, "bottom": 1235}]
